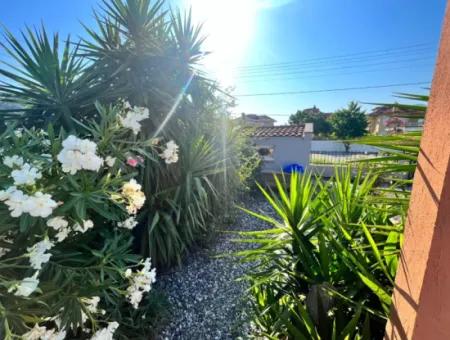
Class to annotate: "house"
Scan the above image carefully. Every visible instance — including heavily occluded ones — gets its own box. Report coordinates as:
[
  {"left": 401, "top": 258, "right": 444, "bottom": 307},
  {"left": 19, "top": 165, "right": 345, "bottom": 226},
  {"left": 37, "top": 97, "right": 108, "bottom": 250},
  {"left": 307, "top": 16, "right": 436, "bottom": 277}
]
[
  {"left": 248, "top": 123, "right": 314, "bottom": 173},
  {"left": 367, "top": 105, "right": 424, "bottom": 135},
  {"left": 236, "top": 113, "right": 276, "bottom": 127}
]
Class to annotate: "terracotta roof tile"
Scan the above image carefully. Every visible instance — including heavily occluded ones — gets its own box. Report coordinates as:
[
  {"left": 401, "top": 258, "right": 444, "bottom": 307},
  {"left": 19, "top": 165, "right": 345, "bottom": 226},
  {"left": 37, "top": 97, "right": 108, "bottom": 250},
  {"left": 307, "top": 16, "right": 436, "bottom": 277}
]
[{"left": 248, "top": 125, "right": 305, "bottom": 137}]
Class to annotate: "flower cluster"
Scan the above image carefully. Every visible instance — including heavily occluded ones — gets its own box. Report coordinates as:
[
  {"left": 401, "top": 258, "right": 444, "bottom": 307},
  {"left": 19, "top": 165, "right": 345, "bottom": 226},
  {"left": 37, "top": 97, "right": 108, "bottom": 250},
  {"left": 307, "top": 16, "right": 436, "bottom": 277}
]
[
  {"left": 47, "top": 217, "right": 94, "bottom": 242},
  {"left": 120, "top": 102, "right": 150, "bottom": 135},
  {"left": 47, "top": 217, "right": 70, "bottom": 242},
  {"left": 27, "top": 239, "right": 54, "bottom": 270},
  {"left": 11, "top": 163, "right": 42, "bottom": 186},
  {"left": 0, "top": 187, "right": 57, "bottom": 218},
  {"left": 105, "top": 156, "right": 116, "bottom": 167},
  {"left": 57, "top": 136, "right": 104, "bottom": 175},
  {"left": 73, "top": 219, "right": 94, "bottom": 234},
  {"left": 3, "top": 155, "right": 24, "bottom": 168},
  {"left": 118, "top": 216, "right": 138, "bottom": 230},
  {"left": 121, "top": 179, "right": 146, "bottom": 214},
  {"left": 125, "top": 258, "right": 156, "bottom": 309},
  {"left": 22, "top": 323, "right": 66, "bottom": 340},
  {"left": 159, "top": 140, "right": 179, "bottom": 164},
  {"left": 90, "top": 322, "right": 119, "bottom": 340},
  {"left": 12, "top": 271, "right": 40, "bottom": 297}
]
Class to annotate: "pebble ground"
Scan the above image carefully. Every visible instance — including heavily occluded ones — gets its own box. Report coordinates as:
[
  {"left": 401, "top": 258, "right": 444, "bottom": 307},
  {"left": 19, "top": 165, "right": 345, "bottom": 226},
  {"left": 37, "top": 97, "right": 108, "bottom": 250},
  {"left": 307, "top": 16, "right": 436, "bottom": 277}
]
[{"left": 156, "top": 195, "right": 273, "bottom": 340}]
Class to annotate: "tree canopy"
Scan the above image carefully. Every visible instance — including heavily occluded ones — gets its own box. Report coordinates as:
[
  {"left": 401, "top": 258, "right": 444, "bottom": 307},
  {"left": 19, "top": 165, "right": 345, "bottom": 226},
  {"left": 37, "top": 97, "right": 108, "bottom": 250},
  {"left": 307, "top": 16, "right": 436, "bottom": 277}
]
[
  {"left": 330, "top": 101, "right": 368, "bottom": 140},
  {"left": 289, "top": 106, "right": 332, "bottom": 136}
]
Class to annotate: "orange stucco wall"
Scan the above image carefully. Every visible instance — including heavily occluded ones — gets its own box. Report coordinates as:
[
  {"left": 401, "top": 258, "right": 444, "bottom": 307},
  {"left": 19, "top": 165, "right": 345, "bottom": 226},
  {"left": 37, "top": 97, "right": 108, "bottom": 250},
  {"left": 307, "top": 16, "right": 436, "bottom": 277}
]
[{"left": 385, "top": 2, "right": 450, "bottom": 339}]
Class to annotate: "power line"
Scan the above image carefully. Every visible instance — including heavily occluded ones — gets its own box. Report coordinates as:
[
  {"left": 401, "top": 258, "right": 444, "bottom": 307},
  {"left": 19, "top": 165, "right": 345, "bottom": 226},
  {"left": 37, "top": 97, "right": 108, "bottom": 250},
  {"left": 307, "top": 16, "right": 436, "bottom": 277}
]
[
  {"left": 239, "top": 62, "right": 435, "bottom": 84},
  {"left": 236, "top": 42, "right": 436, "bottom": 71},
  {"left": 235, "top": 81, "right": 431, "bottom": 97},
  {"left": 236, "top": 55, "right": 436, "bottom": 79},
  {"left": 237, "top": 47, "right": 434, "bottom": 75}
]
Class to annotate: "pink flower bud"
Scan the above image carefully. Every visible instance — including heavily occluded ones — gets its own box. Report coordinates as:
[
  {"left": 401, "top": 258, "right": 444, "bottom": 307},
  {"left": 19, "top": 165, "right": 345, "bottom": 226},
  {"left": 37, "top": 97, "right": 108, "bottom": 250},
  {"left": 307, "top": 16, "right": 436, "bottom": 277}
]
[{"left": 127, "top": 157, "right": 138, "bottom": 167}]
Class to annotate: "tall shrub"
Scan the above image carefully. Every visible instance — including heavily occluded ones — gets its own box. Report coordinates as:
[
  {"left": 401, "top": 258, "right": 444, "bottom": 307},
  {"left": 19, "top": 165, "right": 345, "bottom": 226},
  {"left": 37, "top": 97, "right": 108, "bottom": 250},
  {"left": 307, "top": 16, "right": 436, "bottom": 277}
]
[{"left": 0, "top": 0, "right": 257, "bottom": 269}]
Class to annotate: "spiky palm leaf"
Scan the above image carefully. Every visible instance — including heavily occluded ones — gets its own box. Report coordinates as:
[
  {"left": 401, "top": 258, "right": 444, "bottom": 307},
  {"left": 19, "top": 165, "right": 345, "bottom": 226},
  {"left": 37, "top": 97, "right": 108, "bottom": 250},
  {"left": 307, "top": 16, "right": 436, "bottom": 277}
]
[{"left": 0, "top": 26, "right": 117, "bottom": 130}]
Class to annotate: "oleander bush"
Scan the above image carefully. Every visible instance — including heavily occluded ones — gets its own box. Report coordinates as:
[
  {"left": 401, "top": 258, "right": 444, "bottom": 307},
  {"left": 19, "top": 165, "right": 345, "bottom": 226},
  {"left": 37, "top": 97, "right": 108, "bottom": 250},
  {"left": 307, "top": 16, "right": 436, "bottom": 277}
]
[
  {"left": 238, "top": 169, "right": 406, "bottom": 339},
  {"left": 0, "top": 0, "right": 258, "bottom": 338},
  {"left": 0, "top": 103, "right": 171, "bottom": 339}
]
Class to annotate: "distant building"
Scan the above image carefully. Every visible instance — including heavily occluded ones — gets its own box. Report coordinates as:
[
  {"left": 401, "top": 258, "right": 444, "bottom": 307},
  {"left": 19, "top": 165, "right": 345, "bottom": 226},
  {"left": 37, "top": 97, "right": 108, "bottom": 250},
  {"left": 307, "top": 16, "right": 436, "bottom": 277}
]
[
  {"left": 247, "top": 123, "right": 314, "bottom": 174},
  {"left": 235, "top": 113, "right": 276, "bottom": 127},
  {"left": 367, "top": 106, "right": 424, "bottom": 135}
]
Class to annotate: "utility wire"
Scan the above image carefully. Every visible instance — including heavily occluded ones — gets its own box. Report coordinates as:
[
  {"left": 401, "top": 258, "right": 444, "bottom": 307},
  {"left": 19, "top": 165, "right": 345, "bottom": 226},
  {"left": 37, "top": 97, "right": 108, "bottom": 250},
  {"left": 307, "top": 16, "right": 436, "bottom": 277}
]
[
  {"left": 236, "top": 42, "right": 436, "bottom": 71},
  {"left": 235, "top": 81, "right": 431, "bottom": 97},
  {"left": 239, "top": 62, "right": 434, "bottom": 84},
  {"left": 237, "top": 47, "right": 434, "bottom": 75},
  {"left": 236, "top": 55, "right": 436, "bottom": 79}
]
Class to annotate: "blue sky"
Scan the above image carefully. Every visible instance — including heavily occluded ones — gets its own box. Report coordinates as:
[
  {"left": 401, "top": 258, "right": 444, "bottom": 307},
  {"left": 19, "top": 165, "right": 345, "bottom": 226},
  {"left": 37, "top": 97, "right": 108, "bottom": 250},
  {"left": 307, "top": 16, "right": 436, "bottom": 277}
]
[{"left": 0, "top": 0, "right": 447, "bottom": 123}]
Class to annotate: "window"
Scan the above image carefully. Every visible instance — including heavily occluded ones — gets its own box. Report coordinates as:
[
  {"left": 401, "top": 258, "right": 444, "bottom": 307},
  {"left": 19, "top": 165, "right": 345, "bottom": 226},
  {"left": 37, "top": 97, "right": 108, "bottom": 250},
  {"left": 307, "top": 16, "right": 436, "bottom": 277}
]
[{"left": 257, "top": 146, "right": 274, "bottom": 161}]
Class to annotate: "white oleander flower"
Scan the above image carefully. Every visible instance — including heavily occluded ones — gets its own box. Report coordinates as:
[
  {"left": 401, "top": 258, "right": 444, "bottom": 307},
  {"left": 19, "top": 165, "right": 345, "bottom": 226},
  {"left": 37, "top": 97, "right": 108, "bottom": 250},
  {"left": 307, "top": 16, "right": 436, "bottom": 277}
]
[
  {"left": 3, "top": 155, "right": 24, "bottom": 168},
  {"left": 90, "top": 321, "right": 119, "bottom": 340},
  {"left": 0, "top": 186, "right": 19, "bottom": 201},
  {"left": 47, "top": 217, "right": 71, "bottom": 242},
  {"left": 47, "top": 217, "right": 69, "bottom": 230},
  {"left": 126, "top": 258, "right": 156, "bottom": 309},
  {"left": 14, "top": 271, "right": 40, "bottom": 297},
  {"left": 127, "top": 288, "right": 144, "bottom": 309},
  {"left": 14, "top": 128, "right": 23, "bottom": 138},
  {"left": 11, "top": 163, "right": 42, "bottom": 186},
  {"left": 1, "top": 188, "right": 57, "bottom": 218},
  {"left": 120, "top": 105, "right": 150, "bottom": 135},
  {"left": 21, "top": 323, "right": 47, "bottom": 340},
  {"left": 118, "top": 216, "right": 138, "bottom": 230},
  {"left": 389, "top": 215, "right": 402, "bottom": 225},
  {"left": 41, "top": 328, "right": 67, "bottom": 340},
  {"left": 27, "top": 239, "right": 54, "bottom": 270},
  {"left": 4, "top": 188, "right": 29, "bottom": 217},
  {"left": 24, "top": 192, "right": 58, "bottom": 218},
  {"left": 121, "top": 179, "right": 146, "bottom": 214},
  {"left": 159, "top": 140, "right": 179, "bottom": 164},
  {"left": 57, "top": 136, "right": 104, "bottom": 175},
  {"left": 105, "top": 156, "right": 116, "bottom": 167},
  {"left": 55, "top": 227, "right": 70, "bottom": 242},
  {"left": 83, "top": 296, "right": 101, "bottom": 314},
  {"left": 73, "top": 219, "right": 94, "bottom": 233}
]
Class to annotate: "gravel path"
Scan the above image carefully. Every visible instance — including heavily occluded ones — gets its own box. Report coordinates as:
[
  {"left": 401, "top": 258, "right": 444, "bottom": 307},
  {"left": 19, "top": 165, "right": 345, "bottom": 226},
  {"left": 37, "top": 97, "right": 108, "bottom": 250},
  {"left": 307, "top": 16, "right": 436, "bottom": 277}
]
[{"left": 157, "top": 195, "right": 273, "bottom": 340}]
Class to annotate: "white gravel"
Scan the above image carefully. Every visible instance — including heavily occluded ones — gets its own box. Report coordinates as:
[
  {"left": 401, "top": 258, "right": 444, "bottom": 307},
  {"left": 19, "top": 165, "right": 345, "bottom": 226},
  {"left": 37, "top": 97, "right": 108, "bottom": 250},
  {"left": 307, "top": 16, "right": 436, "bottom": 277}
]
[{"left": 157, "top": 195, "right": 273, "bottom": 340}]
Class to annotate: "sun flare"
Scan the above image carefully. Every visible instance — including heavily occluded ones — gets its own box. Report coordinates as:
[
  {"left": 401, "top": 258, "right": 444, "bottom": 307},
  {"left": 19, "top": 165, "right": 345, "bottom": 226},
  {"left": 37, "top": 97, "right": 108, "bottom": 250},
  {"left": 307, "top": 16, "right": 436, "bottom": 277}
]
[{"left": 184, "top": 0, "right": 259, "bottom": 86}]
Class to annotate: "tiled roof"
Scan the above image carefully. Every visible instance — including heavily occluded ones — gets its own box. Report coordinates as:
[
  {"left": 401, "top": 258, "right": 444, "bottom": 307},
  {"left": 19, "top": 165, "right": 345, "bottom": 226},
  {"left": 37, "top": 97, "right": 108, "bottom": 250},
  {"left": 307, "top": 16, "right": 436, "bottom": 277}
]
[
  {"left": 244, "top": 114, "right": 276, "bottom": 121},
  {"left": 368, "top": 106, "right": 422, "bottom": 117},
  {"left": 248, "top": 125, "right": 306, "bottom": 137}
]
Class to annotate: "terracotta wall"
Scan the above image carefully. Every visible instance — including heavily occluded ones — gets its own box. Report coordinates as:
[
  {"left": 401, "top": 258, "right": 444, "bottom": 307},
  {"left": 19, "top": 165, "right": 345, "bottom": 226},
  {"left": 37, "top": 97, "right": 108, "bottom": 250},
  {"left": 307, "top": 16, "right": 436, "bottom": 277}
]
[{"left": 386, "top": 1, "right": 450, "bottom": 339}]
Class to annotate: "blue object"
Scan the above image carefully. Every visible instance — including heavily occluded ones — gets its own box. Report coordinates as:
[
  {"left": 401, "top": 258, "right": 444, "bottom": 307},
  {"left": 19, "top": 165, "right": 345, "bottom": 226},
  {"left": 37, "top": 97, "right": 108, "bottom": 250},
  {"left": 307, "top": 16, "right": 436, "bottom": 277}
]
[{"left": 283, "top": 163, "right": 304, "bottom": 174}]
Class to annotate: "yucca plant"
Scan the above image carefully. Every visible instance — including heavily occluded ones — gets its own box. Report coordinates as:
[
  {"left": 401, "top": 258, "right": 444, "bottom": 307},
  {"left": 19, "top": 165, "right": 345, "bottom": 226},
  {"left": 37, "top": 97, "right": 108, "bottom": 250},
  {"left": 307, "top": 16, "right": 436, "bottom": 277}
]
[
  {"left": 237, "top": 169, "right": 403, "bottom": 339},
  {"left": 0, "top": 26, "right": 118, "bottom": 130}
]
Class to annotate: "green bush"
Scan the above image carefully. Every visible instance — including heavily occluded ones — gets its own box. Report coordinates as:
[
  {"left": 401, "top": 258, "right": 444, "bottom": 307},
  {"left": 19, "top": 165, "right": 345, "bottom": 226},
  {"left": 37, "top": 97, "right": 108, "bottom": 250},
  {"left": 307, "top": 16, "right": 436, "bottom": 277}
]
[
  {"left": 238, "top": 169, "right": 405, "bottom": 339},
  {"left": 0, "top": 0, "right": 259, "bottom": 337},
  {"left": 0, "top": 103, "right": 175, "bottom": 338},
  {"left": 0, "top": 0, "right": 258, "bottom": 267}
]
